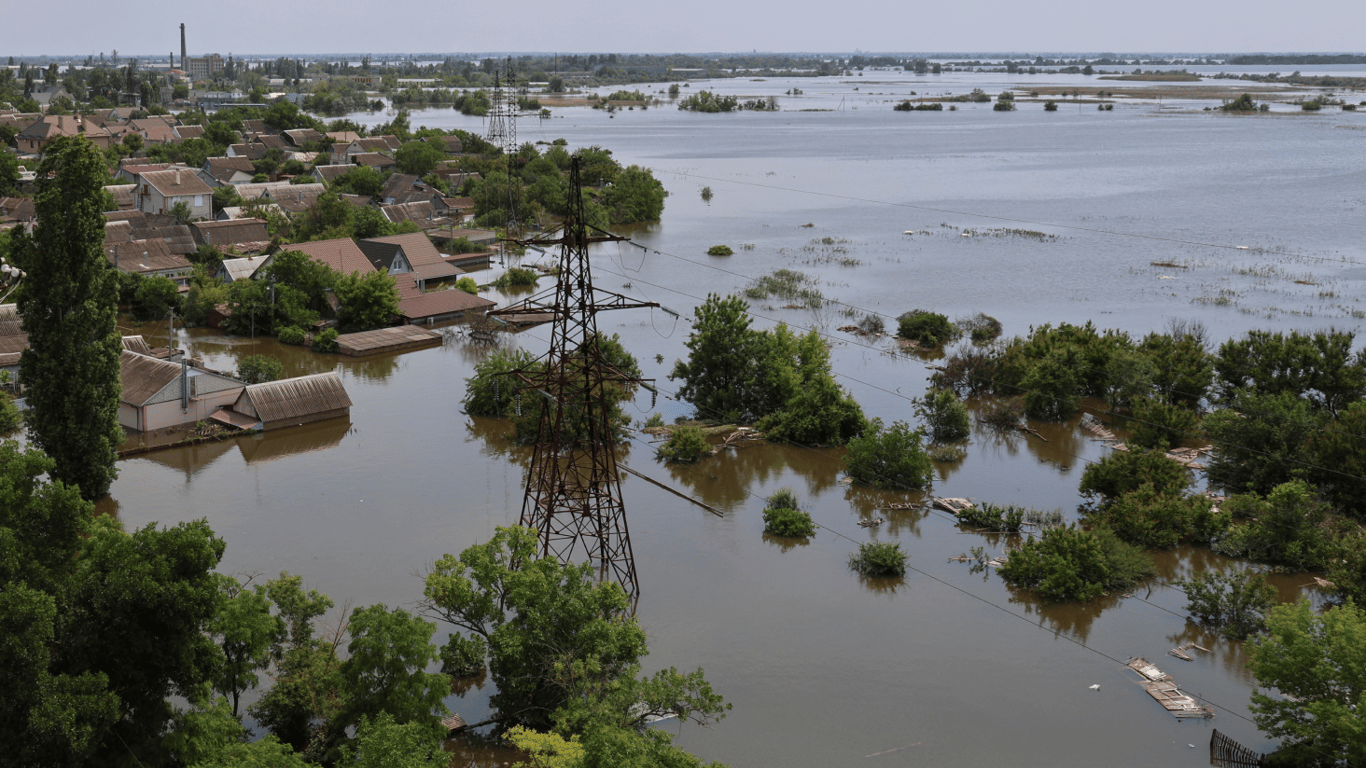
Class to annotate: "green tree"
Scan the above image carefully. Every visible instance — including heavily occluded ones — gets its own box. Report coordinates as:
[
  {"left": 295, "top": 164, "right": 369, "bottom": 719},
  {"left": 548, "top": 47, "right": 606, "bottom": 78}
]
[
  {"left": 998, "top": 525, "right": 1152, "bottom": 602},
  {"left": 1173, "top": 569, "right": 1277, "bottom": 639},
  {"left": 914, "top": 388, "right": 971, "bottom": 443},
  {"left": 463, "top": 347, "right": 541, "bottom": 417},
  {"left": 1088, "top": 484, "right": 1228, "bottom": 548},
  {"left": 423, "top": 526, "right": 727, "bottom": 732},
  {"left": 132, "top": 274, "right": 181, "bottom": 321},
  {"left": 1247, "top": 599, "right": 1366, "bottom": 766},
  {"left": 601, "top": 165, "right": 666, "bottom": 224},
  {"left": 12, "top": 135, "right": 124, "bottom": 500},
  {"left": 1139, "top": 330, "right": 1212, "bottom": 407},
  {"left": 656, "top": 426, "right": 709, "bottom": 463},
  {"left": 1215, "top": 329, "right": 1366, "bottom": 414},
  {"left": 341, "top": 713, "right": 446, "bottom": 768},
  {"left": 1078, "top": 448, "right": 1189, "bottom": 505},
  {"left": 330, "top": 165, "right": 386, "bottom": 198},
  {"left": 1214, "top": 480, "right": 1341, "bottom": 572},
  {"left": 842, "top": 418, "right": 934, "bottom": 490},
  {"left": 0, "top": 150, "right": 19, "bottom": 194},
  {"left": 237, "top": 354, "right": 285, "bottom": 384},
  {"left": 1305, "top": 399, "right": 1366, "bottom": 519},
  {"left": 249, "top": 572, "right": 342, "bottom": 752},
  {"left": 334, "top": 270, "right": 399, "bottom": 332},
  {"left": 755, "top": 326, "right": 865, "bottom": 446},
  {"left": 1127, "top": 397, "right": 1199, "bottom": 451},
  {"left": 209, "top": 575, "right": 284, "bottom": 717},
  {"left": 670, "top": 294, "right": 761, "bottom": 422},
  {"left": 394, "top": 140, "right": 446, "bottom": 176},
  {"left": 1205, "top": 391, "right": 1323, "bottom": 495}
]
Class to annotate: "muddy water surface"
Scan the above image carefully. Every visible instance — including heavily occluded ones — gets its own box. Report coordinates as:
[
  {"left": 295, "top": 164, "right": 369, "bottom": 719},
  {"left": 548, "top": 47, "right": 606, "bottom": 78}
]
[{"left": 106, "top": 70, "right": 1363, "bottom": 766}]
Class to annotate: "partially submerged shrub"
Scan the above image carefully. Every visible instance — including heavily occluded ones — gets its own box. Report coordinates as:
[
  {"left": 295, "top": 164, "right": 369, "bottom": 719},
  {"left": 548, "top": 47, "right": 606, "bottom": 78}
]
[
  {"left": 981, "top": 397, "right": 1024, "bottom": 429},
  {"left": 1212, "top": 480, "right": 1343, "bottom": 572},
  {"left": 958, "top": 503, "right": 1026, "bottom": 532},
  {"left": 312, "top": 327, "right": 339, "bottom": 353},
  {"left": 848, "top": 541, "right": 908, "bottom": 577},
  {"left": 764, "top": 506, "right": 816, "bottom": 537},
  {"left": 766, "top": 487, "right": 799, "bottom": 510},
  {"left": 492, "top": 267, "right": 539, "bottom": 288},
  {"left": 1044, "top": 101, "right": 1059, "bottom": 111},
  {"left": 706, "top": 245, "right": 734, "bottom": 256},
  {"left": 1078, "top": 449, "right": 1189, "bottom": 505},
  {"left": 237, "top": 354, "right": 284, "bottom": 384},
  {"left": 843, "top": 418, "right": 933, "bottom": 490},
  {"left": 897, "top": 311, "right": 958, "bottom": 348},
  {"left": 656, "top": 425, "right": 708, "bottom": 463},
  {"left": 999, "top": 525, "right": 1153, "bottom": 602},
  {"left": 1087, "top": 484, "right": 1229, "bottom": 548},
  {"left": 1127, "top": 398, "right": 1200, "bottom": 450},
  {"left": 1021, "top": 349, "right": 1081, "bottom": 420},
  {"left": 857, "top": 313, "right": 885, "bottom": 335},
  {"left": 927, "top": 443, "right": 966, "bottom": 463},
  {"left": 931, "top": 344, "right": 1001, "bottom": 397},
  {"left": 1173, "top": 569, "right": 1277, "bottom": 639},
  {"left": 277, "top": 325, "right": 306, "bottom": 346},
  {"left": 913, "top": 388, "right": 971, "bottom": 443}
]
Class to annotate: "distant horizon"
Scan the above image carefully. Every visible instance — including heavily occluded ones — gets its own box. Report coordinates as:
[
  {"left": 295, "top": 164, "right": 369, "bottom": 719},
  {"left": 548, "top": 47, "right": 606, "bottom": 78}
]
[{"left": 5, "top": 50, "right": 1365, "bottom": 61}]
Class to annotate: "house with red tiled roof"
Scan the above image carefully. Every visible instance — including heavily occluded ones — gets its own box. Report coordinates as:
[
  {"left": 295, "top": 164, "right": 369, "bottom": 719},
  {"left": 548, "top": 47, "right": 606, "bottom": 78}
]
[
  {"left": 341, "top": 136, "right": 400, "bottom": 158},
  {"left": 281, "top": 238, "right": 376, "bottom": 276},
  {"left": 199, "top": 156, "right": 256, "bottom": 187},
  {"left": 358, "top": 232, "right": 463, "bottom": 287},
  {"left": 226, "top": 143, "right": 269, "bottom": 161},
  {"left": 105, "top": 239, "right": 194, "bottom": 286}
]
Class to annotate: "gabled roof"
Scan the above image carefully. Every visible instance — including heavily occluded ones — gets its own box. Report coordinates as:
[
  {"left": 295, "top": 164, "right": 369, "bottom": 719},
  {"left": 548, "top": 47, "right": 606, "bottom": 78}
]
[
  {"left": 128, "top": 118, "right": 178, "bottom": 144},
  {"left": 140, "top": 168, "right": 215, "bottom": 198},
  {"left": 287, "top": 238, "right": 375, "bottom": 275},
  {"left": 238, "top": 372, "right": 351, "bottom": 424},
  {"left": 0, "top": 197, "right": 35, "bottom": 223},
  {"left": 240, "top": 119, "right": 271, "bottom": 135},
  {"left": 229, "top": 180, "right": 294, "bottom": 200},
  {"left": 191, "top": 219, "right": 269, "bottom": 247},
  {"left": 345, "top": 136, "right": 399, "bottom": 154},
  {"left": 395, "top": 276, "right": 495, "bottom": 321},
  {"left": 379, "top": 173, "right": 418, "bottom": 202},
  {"left": 434, "top": 135, "right": 463, "bottom": 153},
  {"left": 175, "top": 125, "right": 205, "bottom": 140},
  {"left": 120, "top": 350, "right": 183, "bottom": 406},
  {"left": 18, "top": 115, "right": 110, "bottom": 142},
  {"left": 381, "top": 201, "right": 452, "bottom": 230},
  {"left": 227, "top": 143, "right": 268, "bottom": 160},
  {"left": 219, "top": 255, "right": 272, "bottom": 282},
  {"left": 255, "top": 134, "right": 287, "bottom": 150},
  {"left": 359, "top": 232, "right": 462, "bottom": 282},
  {"left": 264, "top": 183, "right": 326, "bottom": 214},
  {"left": 133, "top": 225, "right": 197, "bottom": 255},
  {"left": 311, "top": 164, "right": 357, "bottom": 184},
  {"left": 282, "top": 128, "right": 323, "bottom": 147},
  {"left": 326, "top": 130, "right": 363, "bottom": 145},
  {"left": 102, "top": 185, "right": 135, "bottom": 211},
  {"left": 352, "top": 152, "right": 396, "bottom": 169},
  {"left": 121, "top": 335, "right": 152, "bottom": 355},
  {"left": 339, "top": 194, "right": 372, "bottom": 208},
  {"left": 219, "top": 204, "right": 284, "bottom": 221},
  {"left": 106, "top": 239, "right": 192, "bottom": 275},
  {"left": 204, "top": 155, "right": 256, "bottom": 174}
]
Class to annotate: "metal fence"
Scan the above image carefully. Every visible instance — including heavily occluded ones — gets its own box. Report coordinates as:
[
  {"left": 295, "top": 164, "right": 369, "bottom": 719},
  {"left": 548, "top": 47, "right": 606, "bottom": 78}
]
[{"left": 1210, "top": 729, "right": 1267, "bottom": 768}]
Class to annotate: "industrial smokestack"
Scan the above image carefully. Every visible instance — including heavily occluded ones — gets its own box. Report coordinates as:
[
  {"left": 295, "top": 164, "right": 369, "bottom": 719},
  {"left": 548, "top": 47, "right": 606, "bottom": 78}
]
[{"left": 180, "top": 23, "right": 186, "bottom": 69}]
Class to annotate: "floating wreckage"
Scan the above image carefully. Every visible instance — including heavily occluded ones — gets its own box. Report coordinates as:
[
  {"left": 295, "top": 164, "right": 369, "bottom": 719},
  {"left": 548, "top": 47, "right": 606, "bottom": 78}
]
[{"left": 1125, "top": 657, "right": 1214, "bottom": 719}]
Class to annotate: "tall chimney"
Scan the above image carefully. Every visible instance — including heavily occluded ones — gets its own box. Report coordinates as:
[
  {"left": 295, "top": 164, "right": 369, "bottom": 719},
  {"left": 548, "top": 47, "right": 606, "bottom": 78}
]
[{"left": 180, "top": 23, "right": 187, "bottom": 70}]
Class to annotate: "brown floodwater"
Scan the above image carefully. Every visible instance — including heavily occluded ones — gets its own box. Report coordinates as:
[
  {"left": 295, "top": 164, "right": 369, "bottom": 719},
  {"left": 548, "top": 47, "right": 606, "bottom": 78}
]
[{"left": 105, "top": 73, "right": 1363, "bottom": 766}]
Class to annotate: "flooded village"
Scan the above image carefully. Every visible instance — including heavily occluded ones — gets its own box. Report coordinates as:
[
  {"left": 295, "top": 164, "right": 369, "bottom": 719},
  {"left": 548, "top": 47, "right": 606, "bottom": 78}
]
[{"left": 2, "top": 41, "right": 1366, "bottom": 768}]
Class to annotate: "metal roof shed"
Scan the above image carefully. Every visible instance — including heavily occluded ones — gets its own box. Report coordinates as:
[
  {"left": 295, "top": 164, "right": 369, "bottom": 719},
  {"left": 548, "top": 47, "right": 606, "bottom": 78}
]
[{"left": 232, "top": 372, "right": 352, "bottom": 430}]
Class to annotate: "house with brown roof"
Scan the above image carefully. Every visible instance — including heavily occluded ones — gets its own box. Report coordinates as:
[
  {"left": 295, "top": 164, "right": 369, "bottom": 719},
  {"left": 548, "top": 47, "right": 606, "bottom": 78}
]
[
  {"left": 282, "top": 128, "right": 324, "bottom": 148},
  {"left": 394, "top": 277, "right": 495, "bottom": 325},
  {"left": 216, "top": 254, "right": 272, "bottom": 283},
  {"left": 263, "top": 183, "right": 326, "bottom": 215},
  {"left": 240, "top": 119, "right": 273, "bottom": 136},
  {"left": 311, "top": 164, "right": 357, "bottom": 185},
  {"left": 105, "top": 239, "right": 194, "bottom": 286},
  {"left": 225, "top": 371, "right": 351, "bottom": 431},
  {"left": 174, "top": 125, "right": 205, "bottom": 141},
  {"left": 226, "top": 143, "right": 269, "bottom": 161},
  {"left": 351, "top": 152, "right": 396, "bottom": 172},
  {"left": 103, "top": 185, "right": 136, "bottom": 212},
  {"left": 341, "top": 136, "right": 400, "bottom": 157},
  {"left": 326, "top": 130, "right": 363, "bottom": 145},
  {"left": 281, "top": 238, "right": 376, "bottom": 276},
  {"left": 0, "top": 197, "right": 35, "bottom": 230},
  {"left": 116, "top": 163, "right": 175, "bottom": 184},
  {"left": 191, "top": 219, "right": 269, "bottom": 249},
  {"left": 217, "top": 203, "right": 285, "bottom": 222},
  {"left": 433, "top": 135, "right": 464, "bottom": 154},
  {"left": 119, "top": 350, "right": 246, "bottom": 432},
  {"left": 380, "top": 201, "right": 453, "bottom": 232},
  {"left": 128, "top": 117, "right": 179, "bottom": 145},
  {"left": 16, "top": 115, "right": 113, "bottom": 153},
  {"left": 199, "top": 156, "right": 256, "bottom": 187},
  {"left": 255, "top": 134, "right": 288, "bottom": 150},
  {"left": 358, "top": 232, "right": 463, "bottom": 287},
  {"left": 134, "top": 168, "right": 214, "bottom": 220}
]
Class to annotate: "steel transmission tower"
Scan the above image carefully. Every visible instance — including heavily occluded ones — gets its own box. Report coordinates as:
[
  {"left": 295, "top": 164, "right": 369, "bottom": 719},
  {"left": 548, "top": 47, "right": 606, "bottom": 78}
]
[
  {"left": 489, "top": 158, "right": 656, "bottom": 602},
  {"left": 485, "top": 65, "right": 517, "bottom": 154}
]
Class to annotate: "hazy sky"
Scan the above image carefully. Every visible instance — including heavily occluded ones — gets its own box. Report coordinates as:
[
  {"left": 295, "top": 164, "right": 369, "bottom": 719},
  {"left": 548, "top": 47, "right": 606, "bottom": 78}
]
[{"left": 9, "top": 0, "right": 1362, "bottom": 57}]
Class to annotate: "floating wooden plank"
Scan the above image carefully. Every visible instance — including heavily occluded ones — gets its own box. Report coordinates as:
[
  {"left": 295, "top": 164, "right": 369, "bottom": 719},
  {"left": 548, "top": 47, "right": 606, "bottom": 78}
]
[
  {"left": 1169, "top": 647, "right": 1195, "bottom": 662},
  {"left": 441, "top": 712, "right": 467, "bottom": 732},
  {"left": 933, "top": 497, "right": 974, "bottom": 515},
  {"left": 1079, "top": 414, "right": 1117, "bottom": 441},
  {"left": 1126, "top": 657, "right": 1171, "bottom": 682},
  {"left": 877, "top": 502, "right": 922, "bottom": 510},
  {"left": 1127, "top": 657, "right": 1213, "bottom": 719}
]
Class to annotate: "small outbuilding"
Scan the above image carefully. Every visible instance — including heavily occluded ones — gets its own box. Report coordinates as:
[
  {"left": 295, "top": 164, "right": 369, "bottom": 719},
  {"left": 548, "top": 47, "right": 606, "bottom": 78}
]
[{"left": 228, "top": 372, "right": 352, "bottom": 430}]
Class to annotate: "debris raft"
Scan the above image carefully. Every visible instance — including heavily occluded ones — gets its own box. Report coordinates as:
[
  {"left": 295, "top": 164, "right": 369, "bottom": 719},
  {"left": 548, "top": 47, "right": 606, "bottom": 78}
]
[
  {"left": 932, "top": 497, "right": 974, "bottom": 515},
  {"left": 1125, "top": 657, "right": 1213, "bottom": 719},
  {"left": 1079, "top": 414, "right": 1117, "bottom": 441}
]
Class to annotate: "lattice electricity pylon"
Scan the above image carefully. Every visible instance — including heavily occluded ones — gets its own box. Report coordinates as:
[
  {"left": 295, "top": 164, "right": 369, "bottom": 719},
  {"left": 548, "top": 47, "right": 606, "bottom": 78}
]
[
  {"left": 488, "top": 157, "right": 657, "bottom": 603},
  {"left": 485, "top": 66, "right": 517, "bottom": 155}
]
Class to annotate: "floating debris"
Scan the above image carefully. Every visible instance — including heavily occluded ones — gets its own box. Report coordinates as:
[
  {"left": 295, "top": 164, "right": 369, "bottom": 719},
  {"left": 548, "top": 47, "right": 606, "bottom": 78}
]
[
  {"left": 1079, "top": 414, "right": 1117, "bottom": 441},
  {"left": 441, "top": 713, "right": 467, "bottom": 732},
  {"left": 986, "top": 555, "right": 1009, "bottom": 568},
  {"left": 878, "top": 502, "right": 922, "bottom": 510},
  {"left": 858, "top": 517, "right": 885, "bottom": 528},
  {"left": 1169, "top": 647, "right": 1195, "bottom": 662},
  {"left": 1126, "top": 657, "right": 1213, "bottom": 719},
  {"left": 1089, "top": 684, "right": 1101, "bottom": 691},
  {"left": 932, "top": 497, "right": 974, "bottom": 515}
]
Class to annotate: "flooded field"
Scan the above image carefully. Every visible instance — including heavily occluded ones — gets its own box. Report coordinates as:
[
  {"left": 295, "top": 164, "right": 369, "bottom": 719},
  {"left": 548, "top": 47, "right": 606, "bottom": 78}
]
[{"left": 108, "top": 70, "right": 1365, "bottom": 765}]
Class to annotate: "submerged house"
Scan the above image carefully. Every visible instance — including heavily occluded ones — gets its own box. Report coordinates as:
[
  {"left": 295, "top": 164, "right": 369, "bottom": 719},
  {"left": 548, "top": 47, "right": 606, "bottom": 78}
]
[
  {"left": 226, "top": 372, "right": 352, "bottom": 430},
  {"left": 118, "top": 351, "right": 243, "bottom": 432}
]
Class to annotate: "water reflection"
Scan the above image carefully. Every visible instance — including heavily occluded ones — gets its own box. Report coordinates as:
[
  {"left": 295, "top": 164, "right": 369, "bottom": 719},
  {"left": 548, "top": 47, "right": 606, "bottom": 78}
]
[
  {"left": 339, "top": 353, "right": 399, "bottom": 383},
  {"left": 762, "top": 532, "right": 812, "bottom": 553},
  {"left": 1008, "top": 586, "right": 1122, "bottom": 645},
  {"left": 854, "top": 572, "right": 907, "bottom": 598},
  {"left": 237, "top": 419, "right": 352, "bottom": 464},
  {"left": 449, "top": 669, "right": 488, "bottom": 698},
  {"left": 1164, "top": 623, "right": 1255, "bottom": 682}
]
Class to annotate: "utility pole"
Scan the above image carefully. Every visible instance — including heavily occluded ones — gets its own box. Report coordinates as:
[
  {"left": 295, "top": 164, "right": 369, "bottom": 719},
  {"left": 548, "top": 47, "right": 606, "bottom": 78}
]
[{"left": 490, "top": 157, "right": 657, "bottom": 604}]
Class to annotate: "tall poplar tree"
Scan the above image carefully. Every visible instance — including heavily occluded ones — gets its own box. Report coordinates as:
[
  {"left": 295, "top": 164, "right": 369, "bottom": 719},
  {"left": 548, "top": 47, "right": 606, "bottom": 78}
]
[{"left": 14, "top": 135, "right": 124, "bottom": 500}]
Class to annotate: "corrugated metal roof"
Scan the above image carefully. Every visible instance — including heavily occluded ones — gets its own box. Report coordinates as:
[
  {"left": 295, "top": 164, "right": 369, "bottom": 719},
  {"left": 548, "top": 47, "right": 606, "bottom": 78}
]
[
  {"left": 120, "top": 350, "right": 182, "bottom": 406},
  {"left": 220, "top": 255, "right": 271, "bottom": 282},
  {"left": 241, "top": 372, "right": 352, "bottom": 424},
  {"left": 121, "top": 335, "right": 152, "bottom": 355}
]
